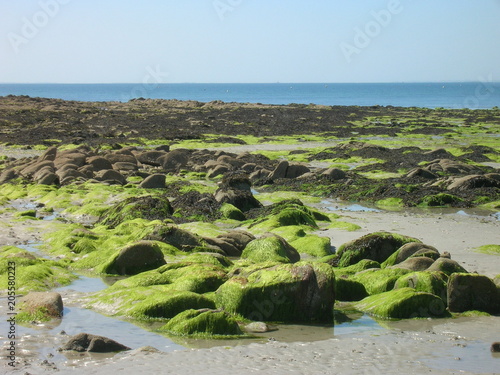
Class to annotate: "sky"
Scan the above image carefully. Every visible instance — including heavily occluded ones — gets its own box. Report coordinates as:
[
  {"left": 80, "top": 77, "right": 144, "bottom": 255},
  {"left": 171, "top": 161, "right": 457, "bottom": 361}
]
[{"left": 1, "top": 0, "right": 500, "bottom": 84}]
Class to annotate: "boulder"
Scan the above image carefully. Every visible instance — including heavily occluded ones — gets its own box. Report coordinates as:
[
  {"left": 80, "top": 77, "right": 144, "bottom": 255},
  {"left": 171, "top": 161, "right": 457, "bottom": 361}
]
[
  {"left": 104, "top": 153, "right": 137, "bottom": 165},
  {"left": 447, "top": 175, "right": 500, "bottom": 191},
  {"left": 218, "top": 230, "right": 255, "bottom": 251},
  {"left": 98, "top": 196, "right": 173, "bottom": 228},
  {"left": 204, "top": 237, "right": 241, "bottom": 257},
  {"left": 208, "top": 164, "right": 230, "bottom": 178},
  {"left": 139, "top": 174, "right": 166, "bottom": 189},
  {"left": 268, "top": 160, "right": 289, "bottom": 180},
  {"left": 59, "top": 333, "right": 130, "bottom": 353},
  {"left": 36, "top": 172, "right": 58, "bottom": 185},
  {"left": 37, "top": 146, "right": 58, "bottom": 162},
  {"left": 394, "top": 271, "right": 448, "bottom": 303},
  {"left": 144, "top": 224, "right": 204, "bottom": 252},
  {"left": 447, "top": 273, "right": 500, "bottom": 314},
  {"left": 406, "top": 168, "right": 438, "bottom": 179},
  {"left": 159, "top": 149, "right": 190, "bottom": 172},
  {"left": 321, "top": 168, "right": 346, "bottom": 180},
  {"left": 333, "top": 232, "right": 420, "bottom": 267},
  {"left": 286, "top": 164, "right": 310, "bottom": 178},
  {"left": 355, "top": 287, "right": 448, "bottom": 319},
  {"left": 214, "top": 173, "right": 262, "bottom": 212},
  {"left": 215, "top": 261, "right": 335, "bottom": 322},
  {"left": 391, "top": 256, "right": 435, "bottom": 271},
  {"left": 20, "top": 160, "right": 54, "bottom": 177},
  {"left": 135, "top": 151, "right": 167, "bottom": 166},
  {"left": 394, "top": 242, "right": 440, "bottom": 264},
  {"left": 335, "top": 277, "right": 368, "bottom": 301},
  {"left": 94, "top": 169, "right": 127, "bottom": 185},
  {"left": 113, "top": 162, "right": 139, "bottom": 172},
  {"left": 0, "top": 169, "right": 18, "bottom": 184},
  {"left": 160, "top": 309, "right": 243, "bottom": 337},
  {"left": 242, "top": 234, "right": 300, "bottom": 263},
  {"left": 21, "top": 292, "right": 63, "bottom": 318},
  {"left": 427, "top": 258, "right": 467, "bottom": 275},
  {"left": 101, "top": 241, "right": 167, "bottom": 275},
  {"left": 54, "top": 153, "right": 87, "bottom": 169},
  {"left": 86, "top": 156, "right": 113, "bottom": 171}
]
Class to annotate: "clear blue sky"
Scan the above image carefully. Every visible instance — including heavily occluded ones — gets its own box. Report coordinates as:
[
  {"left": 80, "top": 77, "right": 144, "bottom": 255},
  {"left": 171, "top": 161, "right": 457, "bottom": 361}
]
[{"left": 1, "top": 0, "right": 499, "bottom": 83}]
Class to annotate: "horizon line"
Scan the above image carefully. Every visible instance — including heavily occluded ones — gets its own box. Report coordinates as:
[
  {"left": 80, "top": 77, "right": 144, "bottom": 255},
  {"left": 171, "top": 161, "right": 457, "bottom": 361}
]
[{"left": 1, "top": 81, "right": 499, "bottom": 85}]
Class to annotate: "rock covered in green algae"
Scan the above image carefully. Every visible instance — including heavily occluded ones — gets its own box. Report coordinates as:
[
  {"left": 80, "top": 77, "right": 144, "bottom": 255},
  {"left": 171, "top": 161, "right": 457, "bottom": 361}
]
[
  {"left": 355, "top": 287, "right": 448, "bottom": 319},
  {"left": 98, "top": 195, "right": 174, "bottom": 228},
  {"left": 99, "top": 240, "right": 167, "bottom": 276},
  {"left": 159, "top": 309, "right": 244, "bottom": 338},
  {"left": 0, "top": 247, "right": 75, "bottom": 293},
  {"left": 143, "top": 223, "right": 208, "bottom": 252},
  {"left": 241, "top": 234, "right": 300, "bottom": 264},
  {"left": 334, "top": 277, "right": 368, "bottom": 302},
  {"left": 426, "top": 257, "right": 468, "bottom": 275},
  {"left": 215, "top": 261, "right": 335, "bottom": 323},
  {"left": 394, "top": 271, "right": 448, "bottom": 302},
  {"left": 447, "top": 273, "right": 500, "bottom": 314},
  {"left": 350, "top": 268, "right": 411, "bottom": 296},
  {"left": 331, "top": 232, "right": 421, "bottom": 267}
]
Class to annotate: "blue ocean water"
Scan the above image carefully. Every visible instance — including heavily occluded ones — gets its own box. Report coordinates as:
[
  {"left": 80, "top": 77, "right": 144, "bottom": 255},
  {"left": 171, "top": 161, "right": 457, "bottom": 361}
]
[{"left": 0, "top": 82, "right": 499, "bottom": 109}]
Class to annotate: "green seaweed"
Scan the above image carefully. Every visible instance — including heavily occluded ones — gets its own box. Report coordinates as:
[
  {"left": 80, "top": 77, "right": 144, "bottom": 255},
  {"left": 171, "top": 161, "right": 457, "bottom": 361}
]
[{"left": 355, "top": 288, "right": 449, "bottom": 319}]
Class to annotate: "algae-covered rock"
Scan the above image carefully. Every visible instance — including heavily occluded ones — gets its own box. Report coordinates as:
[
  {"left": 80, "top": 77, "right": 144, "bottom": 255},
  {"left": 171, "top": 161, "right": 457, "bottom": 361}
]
[
  {"left": 427, "top": 258, "right": 467, "bottom": 275},
  {"left": 220, "top": 203, "right": 246, "bottom": 221},
  {"left": 384, "top": 242, "right": 440, "bottom": 267},
  {"left": 332, "top": 232, "right": 421, "bottom": 267},
  {"left": 126, "top": 291, "right": 216, "bottom": 320},
  {"left": 335, "top": 277, "right": 368, "bottom": 301},
  {"left": 351, "top": 268, "right": 411, "bottom": 295},
  {"left": 241, "top": 234, "right": 300, "bottom": 264},
  {"left": 98, "top": 195, "right": 173, "bottom": 228},
  {"left": 110, "top": 261, "right": 228, "bottom": 294},
  {"left": 144, "top": 223, "right": 207, "bottom": 252},
  {"left": 394, "top": 271, "right": 448, "bottom": 302},
  {"left": 18, "top": 292, "right": 63, "bottom": 321},
  {"left": 390, "top": 257, "right": 435, "bottom": 271},
  {"left": 330, "top": 259, "right": 381, "bottom": 276},
  {"left": 159, "top": 309, "right": 243, "bottom": 338},
  {"left": 447, "top": 273, "right": 500, "bottom": 314},
  {"left": 99, "top": 240, "right": 167, "bottom": 275},
  {"left": 215, "top": 261, "right": 335, "bottom": 322},
  {"left": 249, "top": 199, "right": 318, "bottom": 232},
  {"left": 0, "top": 247, "right": 75, "bottom": 292},
  {"left": 355, "top": 288, "right": 448, "bottom": 319},
  {"left": 290, "top": 235, "right": 332, "bottom": 258}
]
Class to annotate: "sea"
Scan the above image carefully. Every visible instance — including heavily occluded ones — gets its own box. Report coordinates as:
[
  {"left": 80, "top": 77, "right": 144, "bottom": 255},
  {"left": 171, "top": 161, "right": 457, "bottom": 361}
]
[{"left": 0, "top": 82, "right": 499, "bottom": 109}]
